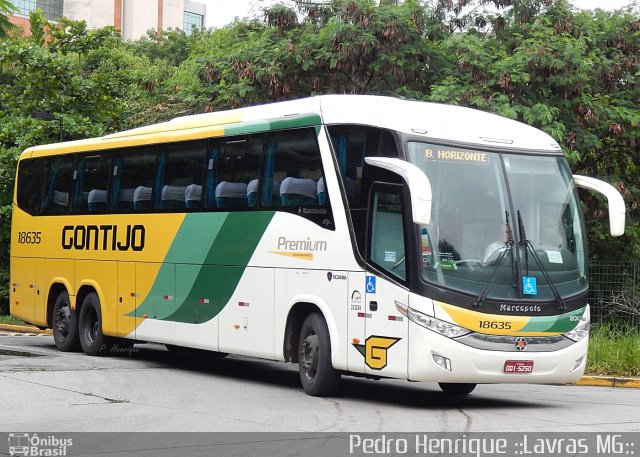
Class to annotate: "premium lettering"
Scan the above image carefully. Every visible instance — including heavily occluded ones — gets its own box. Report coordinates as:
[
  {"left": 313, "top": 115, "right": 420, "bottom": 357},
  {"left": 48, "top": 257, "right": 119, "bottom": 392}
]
[
  {"left": 277, "top": 236, "right": 327, "bottom": 252},
  {"left": 61, "top": 225, "right": 145, "bottom": 251}
]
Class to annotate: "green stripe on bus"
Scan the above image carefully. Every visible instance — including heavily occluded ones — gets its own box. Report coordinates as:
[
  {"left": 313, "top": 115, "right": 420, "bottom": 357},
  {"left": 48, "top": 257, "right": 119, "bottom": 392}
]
[
  {"left": 519, "top": 307, "right": 584, "bottom": 333},
  {"left": 130, "top": 212, "right": 274, "bottom": 324},
  {"left": 223, "top": 114, "right": 322, "bottom": 136},
  {"left": 268, "top": 114, "right": 322, "bottom": 131}
]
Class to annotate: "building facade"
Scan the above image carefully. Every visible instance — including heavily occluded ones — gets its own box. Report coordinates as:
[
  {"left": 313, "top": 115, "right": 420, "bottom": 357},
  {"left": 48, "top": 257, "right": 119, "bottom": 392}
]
[{"left": 9, "top": 0, "right": 206, "bottom": 39}]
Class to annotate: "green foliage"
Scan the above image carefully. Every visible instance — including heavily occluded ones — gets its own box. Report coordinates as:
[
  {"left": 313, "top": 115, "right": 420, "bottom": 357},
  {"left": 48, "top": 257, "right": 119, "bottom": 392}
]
[
  {"left": 0, "top": 0, "right": 16, "bottom": 39},
  {"left": 0, "top": 12, "right": 168, "bottom": 310},
  {"left": 0, "top": 314, "right": 25, "bottom": 325},
  {"left": 168, "top": 0, "right": 445, "bottom": 111},
  {"left": 128, "top": 28, "right": 199, "bottom": 67},
  {"left": 587, "top": 321, "right": 640, "bottom": 376}
]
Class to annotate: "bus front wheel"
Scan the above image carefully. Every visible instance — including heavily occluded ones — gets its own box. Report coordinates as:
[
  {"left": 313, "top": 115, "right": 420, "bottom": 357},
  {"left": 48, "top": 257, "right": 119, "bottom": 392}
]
[
  {"left": 52, "top": 290, "right": 80, "bottom": 352},
  {"left": 438, "top": 382, "right": 476, "bottom": 395},
  {"left": 298, "top": 312, "right": 341, "bottom": 396},
  {"left": 78, "top": 293, "right": 110, "bottom": 356}
]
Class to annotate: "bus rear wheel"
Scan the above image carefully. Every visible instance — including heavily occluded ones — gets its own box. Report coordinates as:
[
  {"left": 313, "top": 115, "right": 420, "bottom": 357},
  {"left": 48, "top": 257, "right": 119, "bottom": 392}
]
[
  {"left": 298, "top": 312, "right": 341, "bottom": 396},
  {"left": 438, "top": 382, "right": 476, "bottom": 395},
  {"left": 52, "top": 290, "right": 80, "bottom": 352},
  {"left": 78, "top": 292, "right": 110, "bottom": 356}
]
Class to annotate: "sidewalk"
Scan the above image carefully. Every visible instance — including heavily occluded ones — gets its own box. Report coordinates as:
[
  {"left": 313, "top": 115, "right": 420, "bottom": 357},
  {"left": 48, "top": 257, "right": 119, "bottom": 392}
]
[
  {"left": 0, "top": 323, "right": 51, "bottom": 335},
  {"left": 0, "top": 323, "right": 638, "bottom": 387}
]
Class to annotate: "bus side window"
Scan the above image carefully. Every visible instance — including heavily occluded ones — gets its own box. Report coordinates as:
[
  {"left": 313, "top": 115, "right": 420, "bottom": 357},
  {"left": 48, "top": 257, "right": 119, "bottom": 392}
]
[
  {"left": 327, "top": 126, "right": 400, "bottom": 256},
  {"left": 261, "top": 128, "right": 333, "bottom": 228},
  {"left": 368, "top": 186, "right": 407, "bottom": 281},
  {"left": 155, "top": 140, "right": 207, "bottom": 211},
  {"left": 209, "top": 135, "right": 262, "bottom": 210},
  {"left": 72, "top": 153, "right": 111, "bottom": 214},
  {"left": 16, "top": 158, "right": 44, "bottom": 215},
  {"left": 263, "top": 129, "right": 323, "bottom": 208},
  {"left": 110, "top": 146, "right": 157, "bottom": 213},
  {"left": 41, "top": 156, "right": 74, "bottom": 216}
]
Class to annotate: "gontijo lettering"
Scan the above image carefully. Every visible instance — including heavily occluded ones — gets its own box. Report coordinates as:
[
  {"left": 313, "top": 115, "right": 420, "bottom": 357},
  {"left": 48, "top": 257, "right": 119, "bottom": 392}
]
[{"left": 62, "top": 224, "right": 145, "bottom": 251}]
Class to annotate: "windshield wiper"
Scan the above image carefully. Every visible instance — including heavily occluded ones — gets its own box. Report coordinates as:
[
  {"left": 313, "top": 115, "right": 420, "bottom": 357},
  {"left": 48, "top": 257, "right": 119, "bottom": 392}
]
[
  {"left": 517, "top": 211, "right": 566, "bottom": 311},
  {"left": 473, "top": 211, "right": 515, "bottom": 308}
]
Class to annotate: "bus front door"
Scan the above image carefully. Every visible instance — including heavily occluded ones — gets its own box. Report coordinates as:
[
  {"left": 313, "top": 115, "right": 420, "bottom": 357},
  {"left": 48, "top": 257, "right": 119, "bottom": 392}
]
[
  {"left": 363, "top": 185, "right": 410, "bottom": 379},
  {"left": 364, "top": 275, "right": 409, "bottom": 379}
]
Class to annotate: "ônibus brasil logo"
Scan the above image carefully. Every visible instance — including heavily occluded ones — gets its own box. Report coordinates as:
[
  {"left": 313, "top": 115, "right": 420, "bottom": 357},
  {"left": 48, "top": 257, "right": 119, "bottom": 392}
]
[{"left": 8, "top": 433, "right": 73, "bottom": 456}]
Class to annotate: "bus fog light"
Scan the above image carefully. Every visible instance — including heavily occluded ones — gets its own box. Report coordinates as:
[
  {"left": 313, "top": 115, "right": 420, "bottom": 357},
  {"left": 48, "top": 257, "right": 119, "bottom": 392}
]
[
  {"left": 571, "top": 356, "right": 585, "bottom": 372},
  {"left": 433, "top": 354, "right": 451, "bottom": 371}
]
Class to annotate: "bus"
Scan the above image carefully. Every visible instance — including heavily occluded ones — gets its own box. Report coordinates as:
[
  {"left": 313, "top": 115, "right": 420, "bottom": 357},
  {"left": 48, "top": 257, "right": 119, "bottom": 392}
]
[{"left": 10, "top": 95, "right": 625, "bottom": 396}]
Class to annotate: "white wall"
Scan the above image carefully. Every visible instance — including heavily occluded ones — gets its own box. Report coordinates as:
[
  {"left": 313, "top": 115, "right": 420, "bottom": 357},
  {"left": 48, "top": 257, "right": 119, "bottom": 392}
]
[
  {"left": 64, "top": 0, "right": 115, "bottom": 29},
  {"left": 63, "top": 0, "right": 206, "bottom": 40}
]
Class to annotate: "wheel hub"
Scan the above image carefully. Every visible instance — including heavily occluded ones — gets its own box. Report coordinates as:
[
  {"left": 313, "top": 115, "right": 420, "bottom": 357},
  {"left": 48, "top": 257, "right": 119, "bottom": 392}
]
[{"left": 301, "top": 333, "right": 319, "bottom": 379}]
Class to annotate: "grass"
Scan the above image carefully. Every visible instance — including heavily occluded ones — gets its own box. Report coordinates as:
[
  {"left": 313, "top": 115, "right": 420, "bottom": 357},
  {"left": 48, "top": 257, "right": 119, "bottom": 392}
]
[
  {"left": 586, "top": 321, "right": 640, "bottom": 377},
  {"left": 0, "top": 315, "right": 27, "bottom": 326}
]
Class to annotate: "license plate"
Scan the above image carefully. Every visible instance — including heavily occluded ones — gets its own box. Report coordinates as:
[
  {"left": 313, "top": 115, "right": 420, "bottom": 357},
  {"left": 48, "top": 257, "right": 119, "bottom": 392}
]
[{"left": 504, "top": 360, "right": 534, "bottom": 373}]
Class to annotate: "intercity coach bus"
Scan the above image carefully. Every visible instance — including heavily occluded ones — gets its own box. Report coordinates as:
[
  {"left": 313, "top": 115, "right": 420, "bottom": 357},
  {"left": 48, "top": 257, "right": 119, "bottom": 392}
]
[{"left": 11, "top": 95, "right": 625, "bottom": 396}]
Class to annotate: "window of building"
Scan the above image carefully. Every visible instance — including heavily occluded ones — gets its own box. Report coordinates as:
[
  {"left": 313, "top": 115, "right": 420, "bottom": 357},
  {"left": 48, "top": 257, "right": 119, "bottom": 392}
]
[
  {"left": 183, "top": 11, "right": 203, "bottom": 35},
  {"left": 14, "top": 0, "right": 63, "bottom": 20}
]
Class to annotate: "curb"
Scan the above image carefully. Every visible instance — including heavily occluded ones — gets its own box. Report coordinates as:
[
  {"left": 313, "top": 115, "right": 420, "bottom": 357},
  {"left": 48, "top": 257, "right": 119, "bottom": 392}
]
[
  {"left": 0, "top": 323, "right": 51, "bottom": 335},
  {"left": 576, "top": 376, "right": 640, "bottom": 388}
]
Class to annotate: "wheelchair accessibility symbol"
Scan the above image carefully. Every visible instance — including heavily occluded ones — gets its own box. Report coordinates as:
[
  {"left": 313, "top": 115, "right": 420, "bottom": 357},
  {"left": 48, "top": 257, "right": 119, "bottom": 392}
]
[
  {"left": 522, "top": 276, "right": 537, "bottom": 295},
  {"left": 366, "top": 276, "right": 377, "bottom": 294}
]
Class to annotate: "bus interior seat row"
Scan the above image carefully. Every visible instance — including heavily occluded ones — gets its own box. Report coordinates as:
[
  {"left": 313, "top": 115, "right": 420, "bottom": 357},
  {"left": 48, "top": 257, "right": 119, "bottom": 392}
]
[{"left": 85, "top": 177, "right": 330, "bottom": 212}]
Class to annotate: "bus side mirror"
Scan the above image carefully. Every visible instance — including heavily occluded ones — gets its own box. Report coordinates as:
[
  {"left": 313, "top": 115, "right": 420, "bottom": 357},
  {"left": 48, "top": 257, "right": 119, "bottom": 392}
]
[
  {"left": 364, "top": 157, "right": 432, "bottom": 225},
  {"left": 573, "top": 175, "right": 626, "bottom": 237}
]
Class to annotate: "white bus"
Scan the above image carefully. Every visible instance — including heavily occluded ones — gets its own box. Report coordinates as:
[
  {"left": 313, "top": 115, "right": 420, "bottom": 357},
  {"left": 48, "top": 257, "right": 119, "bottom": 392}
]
[{"left": 11, "top": 95, "right": 625, "bottom": 396}]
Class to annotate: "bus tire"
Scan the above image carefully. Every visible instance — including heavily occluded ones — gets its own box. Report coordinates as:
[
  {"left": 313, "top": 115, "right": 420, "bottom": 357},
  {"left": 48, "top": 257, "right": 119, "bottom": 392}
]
[
  {"left": 78, "top": 292, "right": 110, "bottom": 356},
  {"left": 298, "top": 312, "right": 341, "bottom": 396},
  {"left": 52, "top": 290, "right": 80, "bottom": 352},
  {"left": 438, "top": 382, "right": 476, "bottom": 395}
]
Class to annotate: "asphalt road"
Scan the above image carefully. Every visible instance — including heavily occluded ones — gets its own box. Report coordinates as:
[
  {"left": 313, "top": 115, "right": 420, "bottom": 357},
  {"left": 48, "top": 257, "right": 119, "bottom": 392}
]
[{"left": 1, "top": 335, "right": 639, "bottom": 433}]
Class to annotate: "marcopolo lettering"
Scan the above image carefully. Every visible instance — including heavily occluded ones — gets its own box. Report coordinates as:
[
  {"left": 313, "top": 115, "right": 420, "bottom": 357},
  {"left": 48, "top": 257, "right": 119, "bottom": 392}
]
[{"left": 61, "top": 225, "right": 145, "bottom": 251}]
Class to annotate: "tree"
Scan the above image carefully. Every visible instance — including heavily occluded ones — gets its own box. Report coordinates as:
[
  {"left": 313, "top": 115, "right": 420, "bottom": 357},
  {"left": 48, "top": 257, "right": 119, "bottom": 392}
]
[
  {"left": 0, "top": 12, "right": 169, "bottom": 312},
  {"left": 426, "top": 0, "right": 640, "bottom": 260},
  {"left": 168, "top": 0, "right": 446, "bottom": 112},
  {"left": 0, "top": 0, "right": 16, "bottom": 39}
]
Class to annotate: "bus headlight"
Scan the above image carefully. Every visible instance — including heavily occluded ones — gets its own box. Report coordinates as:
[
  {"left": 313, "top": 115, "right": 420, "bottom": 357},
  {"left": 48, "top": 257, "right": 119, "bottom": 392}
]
[
  {"left": 563, "top": 320, "right": 590, "bottom": 342},
  {"left": 398, "top": 304, "right": 471, "bottom": 338}
]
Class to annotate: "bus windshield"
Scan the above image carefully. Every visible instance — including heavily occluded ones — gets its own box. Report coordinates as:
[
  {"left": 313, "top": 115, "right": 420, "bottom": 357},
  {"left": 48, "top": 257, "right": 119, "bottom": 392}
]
[{"left": 407, "top": 142, "right": 587, "bottom": 302}]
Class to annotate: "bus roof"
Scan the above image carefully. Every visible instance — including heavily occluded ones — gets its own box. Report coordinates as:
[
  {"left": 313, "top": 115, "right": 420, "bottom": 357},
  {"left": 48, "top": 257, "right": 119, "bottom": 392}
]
[{"left": 23, "top": 95, "right": 561, "bottom": 159}]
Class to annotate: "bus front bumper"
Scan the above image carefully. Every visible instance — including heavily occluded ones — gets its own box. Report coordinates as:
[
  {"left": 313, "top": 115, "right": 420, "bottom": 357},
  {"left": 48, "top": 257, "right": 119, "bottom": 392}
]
[{"left": 407, "top": 322, "right": 588, "bottom": 384}]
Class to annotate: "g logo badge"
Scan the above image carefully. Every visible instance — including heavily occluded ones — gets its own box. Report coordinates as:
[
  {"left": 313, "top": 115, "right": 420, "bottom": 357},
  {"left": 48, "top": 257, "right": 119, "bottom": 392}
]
[{"left": 353, "top": 336, "right": 401, "bottom": 370}]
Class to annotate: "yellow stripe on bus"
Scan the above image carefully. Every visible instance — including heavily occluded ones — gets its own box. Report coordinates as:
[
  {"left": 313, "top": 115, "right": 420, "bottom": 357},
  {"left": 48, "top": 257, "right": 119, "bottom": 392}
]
[{"left": 436, "top": 301, "right": 562, "bottom": 337}]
